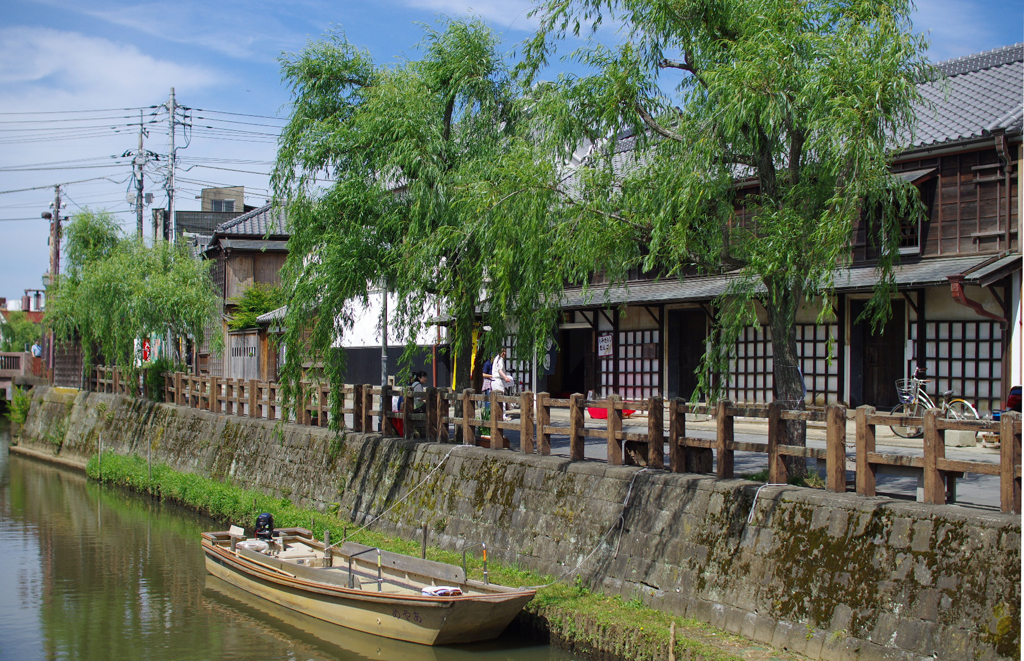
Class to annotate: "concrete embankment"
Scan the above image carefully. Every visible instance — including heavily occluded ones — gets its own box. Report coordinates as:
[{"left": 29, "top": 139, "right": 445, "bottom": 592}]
[{"left": 14, "top": 387, "right": 1020, "bottom": 661}]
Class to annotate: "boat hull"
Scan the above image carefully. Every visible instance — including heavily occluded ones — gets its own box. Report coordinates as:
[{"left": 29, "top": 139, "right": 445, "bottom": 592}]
[{"left": 203, "top": 542, "right": 532, "bottom": 645}]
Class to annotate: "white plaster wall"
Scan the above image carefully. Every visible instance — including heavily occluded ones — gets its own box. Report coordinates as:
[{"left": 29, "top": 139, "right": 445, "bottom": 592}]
[
  {"left": 1011, "top": 270, "right": 1022, "bottom": 386},
  {"left": 340, "top": 291, "right": 444, "bottom": 348}
]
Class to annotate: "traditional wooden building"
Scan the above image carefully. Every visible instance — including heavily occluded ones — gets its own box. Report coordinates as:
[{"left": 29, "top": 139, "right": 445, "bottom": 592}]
[
  {"left": 200, "top": 203, "right": 288, "bottom": 380},
  {"left": 549, "top": 43, "right": 1022, "bottom": 412}
]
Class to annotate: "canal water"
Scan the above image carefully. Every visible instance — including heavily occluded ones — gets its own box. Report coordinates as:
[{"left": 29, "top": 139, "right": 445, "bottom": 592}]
[{"left": 0, "top": 420, "right": 578, "bottom": 661}]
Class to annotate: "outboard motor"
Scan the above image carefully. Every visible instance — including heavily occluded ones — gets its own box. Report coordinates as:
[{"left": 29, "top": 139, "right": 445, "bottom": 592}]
[{"left": 254, "top": 512, "right": 275, "bottom": 540}]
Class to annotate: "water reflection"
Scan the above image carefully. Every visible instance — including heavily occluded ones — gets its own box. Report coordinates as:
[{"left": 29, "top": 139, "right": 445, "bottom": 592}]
[{"left": 0, "top": 421, "right": 574, "bottom": 661}]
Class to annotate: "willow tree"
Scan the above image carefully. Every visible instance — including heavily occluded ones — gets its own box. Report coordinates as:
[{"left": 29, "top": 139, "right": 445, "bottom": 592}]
[
  {"left": 46, "top": 209, "right": 219, "bottom": 386},
  {"left": 504, "top": 0, "right": 928, "bottom": 460},
  {"left": 272, "top": 18, "right": 622, "bottom": 425}
]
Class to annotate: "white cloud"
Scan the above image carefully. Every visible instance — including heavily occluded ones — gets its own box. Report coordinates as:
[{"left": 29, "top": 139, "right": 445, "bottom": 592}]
[
  {"left": 0, "top": 27, "right": 221, "bottom": 105},
  {"left": 399, "top": 0, "right": 540, "bottom": 32}
]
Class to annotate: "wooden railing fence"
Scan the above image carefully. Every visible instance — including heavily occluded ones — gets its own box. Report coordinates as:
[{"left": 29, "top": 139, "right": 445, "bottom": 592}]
[{"left": 90, "top": 366, "right": 1023, "bottom": 514}]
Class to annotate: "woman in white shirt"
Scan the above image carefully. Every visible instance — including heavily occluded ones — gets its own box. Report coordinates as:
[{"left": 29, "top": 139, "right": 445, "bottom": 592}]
[{"left": 491, "top": 348, "right": 513, "bottom": 419}]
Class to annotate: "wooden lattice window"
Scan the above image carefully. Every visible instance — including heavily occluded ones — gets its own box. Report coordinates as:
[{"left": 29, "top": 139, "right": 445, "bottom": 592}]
[
  {"left": 912, "top": 320, "right": 1002, "bottom": 412},
  {"left": 727, "top": 324, "right": 838, "bottom": 404},
  {"left": 614, "top": 329, "right": 660, "bottom": 400},
  {"left": 501, "top": 336, "right": 533, "bottom": 393}
]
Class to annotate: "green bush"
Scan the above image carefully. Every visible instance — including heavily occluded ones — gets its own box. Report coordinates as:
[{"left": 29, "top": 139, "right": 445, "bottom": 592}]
[
  {"left": 5, "top": 387, "right": 31, "bottom": 427},
  {"left": 143, "top": 356, "right": 182, "bottom": 401}
]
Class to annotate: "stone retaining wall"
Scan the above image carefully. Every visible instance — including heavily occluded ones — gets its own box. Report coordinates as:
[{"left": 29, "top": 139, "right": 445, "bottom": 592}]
[{"left": 16, "top": 387, "right": 1020, "bottom": 660}]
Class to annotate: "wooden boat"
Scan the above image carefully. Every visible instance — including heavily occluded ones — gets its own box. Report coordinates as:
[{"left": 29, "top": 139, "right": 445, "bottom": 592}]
[{"left": 202, "top": 527, "right": 535, "bottom": 646}]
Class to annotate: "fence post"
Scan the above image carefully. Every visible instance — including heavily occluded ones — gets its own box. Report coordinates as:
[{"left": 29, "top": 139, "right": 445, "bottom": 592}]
[
  {"left": 267, "top": 383, "right": 277, "bottom": 421},
  {"left": 648, "top": 395, "right": 664, "bottom": 469},
  {"left": 569, "top": 393, "right": 585, "bottom": 461},
  {"left": 249, "top": 379, "right": 259, "bottom": 419},
  {"left": 462, "top": 389, "right": 474, "bottom": 445},
  {"left": 716, "top": 400, "right": 735, "bottom": 479},
  {"left": 537, "top": 392, "right": 551, "bottom": 455},
  {"left": 361, "top": 384, "right": 373, "bottom": 433},
  {"left": 490, "top": 390, "right": 502, "bottom": 448},
  {"left": 425, "top": 387, "right": 438, "bottom": 440},
  {"left": 437, "top": 388, "right": 450, "bottom": 443},
  {"left": 381, "top": 385, "right": 394, "bottom": 436},
  {"left": 855, "top": 406, "right": 876, "bottom": 496},
  {"left": 922, "top": 408, "right": 945, "bottom": 504},
  {"left": 669, "top": 398, "right": 684, "bottom": 472},
  {"left": 113, "top": 368, "right": 120, "bottom": 396},
  {"left": 1000, "top": 412, "right": 1021, "bottom": 514},
  {"left": 520, "top": 391, "right": 534, "bottom": 454},
  {"left": 209, "top": 376, "right": 220, "bottom": 414},
  {"left": 319, "top": 384, "right": 328, "bottom": 427},
  {"left": 352, "top": 385, "right": 363, "bottom": 432},
  {"left": 174, "top": 372, "right": 183, "bottom": 406},
  {"left": 402, "top": 388, "right": 413, "bottom": 440},
  {"left": 607, "top": 394, "right": 623, "bottom": 466},
  {"left": 767, "top": 401, "right": 786, "bottom": 484},
  {"left": 826, "top": 404, "right": 847, "bottom": 493}
]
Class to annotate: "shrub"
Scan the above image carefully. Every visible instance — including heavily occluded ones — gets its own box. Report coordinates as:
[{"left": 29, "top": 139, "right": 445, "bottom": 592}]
[{"left": 5, "top": 387, "right": 31, "bottom": 427}]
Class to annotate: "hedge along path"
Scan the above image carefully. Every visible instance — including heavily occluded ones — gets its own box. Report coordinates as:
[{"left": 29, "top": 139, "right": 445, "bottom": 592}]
[{"left": 83, "top": 452, "right": 803, "bottom": 661}]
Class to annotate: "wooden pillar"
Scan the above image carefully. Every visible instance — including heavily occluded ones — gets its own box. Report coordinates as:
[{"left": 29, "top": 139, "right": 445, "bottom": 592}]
[
  {"left": 268, "top": 383, "right": 277, "bottom": 421},
  {"left": 922, "top": 408, "right": 945, "bottom": 504},
  {"left": 210, "top": 376, "right": 220, "bottom": 413},
  {"left": 490, "top": 390, "right": 501, "bottom": 447},
  {"left": 607, "top": 395, "right": 623, "bottom": 466},
  {"left": 437, "top": 389, "right": 450, "bottom": 443},
  {"left": 520, "top": 391, "right": 534, "bottom": 454},
  {"left": 319, "top": 384, "right": 329, "bottom": 427},
  {"left": 669, "top": 398, "right": 684, "bottom": 473},
  {"left": 1000, "top": 412, "right": 1021, "bottom": 514},
  {"left": 401, "top": 388, "right": 413, "bottom": 439},
  {"left": 826, "top": 404, "right": 847, "bottom": 493},
  {"left": 767, "top": 401, "right": 786, "bottom": 484},
  {"left": 716, "top": 400, "right": 735, "bottom": 479},
  {"left": 174, "top": 372, "right": 183, "bottom": 406},
  {"left": 426, "top": 387, "right": 438, "bottom": 441},
  {"left": 855, "top": 406, "right": 876, "bottom": 496},
  {"left": 462, "top": 389, "right": 474, "bottom": 446},
  {"left": 352, "top": 385, "right": 364, "bottom": 432},
  {"left": 249, "top": 379, "right": 259, "bottom": 419},
  {"left": 537, "top": 392, "right": 551, "bottom": 455},
  {"left": 647, "top": 395, "right": 664, "bottom": 469},
  {"left": 569, "top": 393, "right": 585, "bottom": 461},
  {"left": 361, "top": 384, "right": 373, "bottom": 433},
  {"left": 113, "top": 368, "right": 120, "bottom": 396},
  {"left": 382, "top": 385, "right": 394, "bottom": 436}
]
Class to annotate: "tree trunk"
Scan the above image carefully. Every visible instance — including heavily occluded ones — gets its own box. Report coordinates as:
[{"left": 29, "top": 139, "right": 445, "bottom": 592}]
[{"left": 766, "top": 286, "right": 807, "bottom": 478}]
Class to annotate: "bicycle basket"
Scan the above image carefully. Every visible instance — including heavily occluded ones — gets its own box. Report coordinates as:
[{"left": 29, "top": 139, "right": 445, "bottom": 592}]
[{"left": 895, "top": 378, "right": 918, "bottom": 404}]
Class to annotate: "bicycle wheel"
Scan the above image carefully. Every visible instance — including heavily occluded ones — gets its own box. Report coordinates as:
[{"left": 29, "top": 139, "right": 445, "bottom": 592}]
[
  {"left": 945, "top": 399, "right": 979, "bottom": 421},
  {"left": 890, "top": 402, "right": 924, "bottom": 438}
]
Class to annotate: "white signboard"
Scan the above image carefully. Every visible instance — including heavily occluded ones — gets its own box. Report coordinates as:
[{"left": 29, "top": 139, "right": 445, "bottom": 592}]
[{"left": 597, "top": 333, "right": 613, "bottom": 357}]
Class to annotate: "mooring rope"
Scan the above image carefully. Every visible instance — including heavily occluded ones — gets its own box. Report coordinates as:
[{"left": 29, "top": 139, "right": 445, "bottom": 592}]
[
  {"left": 521, "top": 467, "right": 651, "bottom": 590},
  {"left": 746, "top": 482, "right": 788, "bottom": 525},
  {"left": 346, "top": 444, "right": 461, "bottom": 538}
]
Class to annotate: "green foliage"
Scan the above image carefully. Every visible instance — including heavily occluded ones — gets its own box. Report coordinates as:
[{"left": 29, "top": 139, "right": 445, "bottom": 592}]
[
  {"left": 5, "top": 387, "right": 31, "bottom": 426},
  {"left": 143, "top": 357, "right": 182, "bottom": 402},
  {"left": 513, "top": 0, "right": 929, "bottom": 405},
  {"left": 274, "top": 18, "right": 581, "bottom": 425},
  {"left": 46, "top": 209, "right": 220, "bottom": 386},
  {"left": 0, "top": 311, "right": 41, "bottom": 353},
  {"left": 228, "top": 283, "right": 285, "bottom": 331}
]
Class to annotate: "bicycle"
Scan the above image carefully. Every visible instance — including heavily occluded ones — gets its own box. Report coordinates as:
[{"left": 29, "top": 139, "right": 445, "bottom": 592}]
[{"left": 889, "top": 367, "right": 979, "bottom": 438}]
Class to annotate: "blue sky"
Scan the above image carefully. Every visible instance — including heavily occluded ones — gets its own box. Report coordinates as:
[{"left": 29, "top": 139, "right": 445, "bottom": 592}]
[{"left": 0, "top": 0, "right": 1021, "bottom": 302}]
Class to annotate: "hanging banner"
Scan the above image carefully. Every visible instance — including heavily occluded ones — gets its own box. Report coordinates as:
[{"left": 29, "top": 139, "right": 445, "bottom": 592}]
[{"left": 597, "top": 332, "right": 613, "bottom": 357}]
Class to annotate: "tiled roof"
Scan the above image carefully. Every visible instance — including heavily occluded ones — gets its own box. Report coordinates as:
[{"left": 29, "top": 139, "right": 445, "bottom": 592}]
[
  {"left": 909, "top": 43, "right": 1023, "bottom": 149},
  {"left": 214, "top": 203, "right": 287, "bottom": 237},
  {"left": 560, "top": 255, "right": 1006, "bottom": 308}
]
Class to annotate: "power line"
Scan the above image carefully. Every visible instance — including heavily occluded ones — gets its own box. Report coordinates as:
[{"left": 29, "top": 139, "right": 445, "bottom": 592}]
[
  {"left": 0, "top": 106, "right": 156, "bottom": 116},
  {"left": 191, "top": 107, "right": 287, "bottom": 121},
  {"left": 0, "top": 176, "right": 130, "bottom": 195}
]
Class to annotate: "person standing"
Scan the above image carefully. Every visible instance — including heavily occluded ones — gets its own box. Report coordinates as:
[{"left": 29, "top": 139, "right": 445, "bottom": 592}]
[
  {"left": 481, "top": 355, "right": 493, "bottom": 411},
  {"left": 491, "top": 348, "right": 514, "bottom": 420}
]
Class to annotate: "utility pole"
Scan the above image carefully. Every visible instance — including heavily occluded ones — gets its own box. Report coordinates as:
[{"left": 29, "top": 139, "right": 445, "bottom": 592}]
[
  {"left": 135, "top": 110, "right": 146, "bottom": 238},
  {"left": 167, "top": 87, "right": 177, "bottom": 244},
  {"left": 47, "top": 184, "right": 62, "bottom": 382}
]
